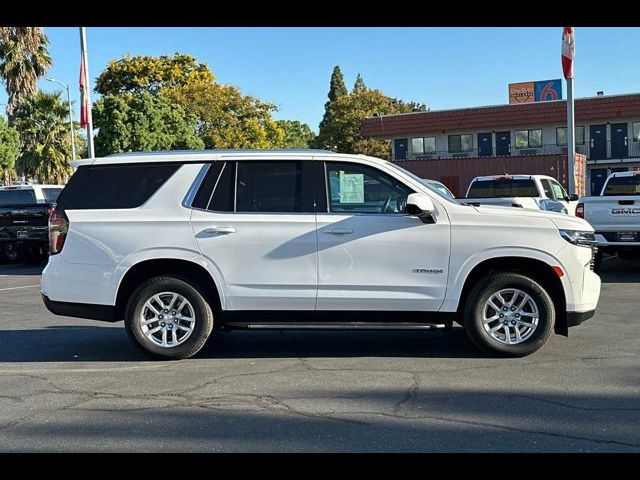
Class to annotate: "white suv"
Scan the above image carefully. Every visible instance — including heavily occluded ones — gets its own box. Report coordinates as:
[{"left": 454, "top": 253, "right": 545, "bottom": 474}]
[{"left": 41, "top": 150, "right": 601, "bottom": 359}]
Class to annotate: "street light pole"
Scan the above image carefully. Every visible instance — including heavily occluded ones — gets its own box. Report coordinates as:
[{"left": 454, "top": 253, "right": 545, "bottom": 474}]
[{"left": 46, "top": 77, "right": 76, "bottom": 161}]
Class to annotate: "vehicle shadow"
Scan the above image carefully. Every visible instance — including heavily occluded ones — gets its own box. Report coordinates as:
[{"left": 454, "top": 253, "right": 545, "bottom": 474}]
[
  {"left": 0, "top": 263, "right": 44, "bottom": 276},
  {"left": 0, "top": 325, "right": 484, "bottom": 362},
  {"left": 599, "top": 254, "right": 640, "bottom": 284}
]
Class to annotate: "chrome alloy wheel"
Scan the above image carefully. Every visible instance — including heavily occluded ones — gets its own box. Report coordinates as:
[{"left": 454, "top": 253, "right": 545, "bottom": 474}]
[
  {"left": 482, "top": 288, "right": 539, "bottom": 345},
  {"left": 139, "top": 292, "right": 196, "bottom": 348}
]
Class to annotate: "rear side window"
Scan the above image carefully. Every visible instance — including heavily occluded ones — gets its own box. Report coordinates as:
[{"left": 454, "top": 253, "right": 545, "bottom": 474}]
[
  {"left": 468, "top": 179, "right": 538, "bottom": 197},
  {"left": 56, "top": 163, "right": 181, "bottom": 210},
  {"left": 42, "top": 188, "right": 62, "bottom": 203},
  {"left": 603, "top": 175, "right": 640, "bottom": 196},
  {"left": 0, "top": 189, "right": 36, "bottom": 205}
]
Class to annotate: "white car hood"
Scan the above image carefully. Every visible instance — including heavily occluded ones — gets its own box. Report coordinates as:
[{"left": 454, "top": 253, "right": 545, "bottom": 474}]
[{"left": 472, "top": 205, "right": 593, "bottom": 231}]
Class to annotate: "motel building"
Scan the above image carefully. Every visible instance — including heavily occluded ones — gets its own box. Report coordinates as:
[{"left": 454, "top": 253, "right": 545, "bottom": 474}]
[{"left": 361, "top": 90, "right": 640, "bottom": 197}]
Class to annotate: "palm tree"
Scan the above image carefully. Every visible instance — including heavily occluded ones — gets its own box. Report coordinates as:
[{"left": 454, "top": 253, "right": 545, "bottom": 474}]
[
  {"left": 13, "top": 91, "right": 73, "bottom": 184},
  {"left": 0, "top": 27, "right": 52, "bottom": 124}
]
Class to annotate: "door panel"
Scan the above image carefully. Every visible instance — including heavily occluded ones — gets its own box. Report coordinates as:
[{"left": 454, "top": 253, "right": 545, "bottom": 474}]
[
  {"left": 590, "top": 168, "right": 608, "bottom": 196},
  {"left": 316, "top": 161, "right": 450, "bottom": 311},
  {"left": 496, "top": 131, "right": 511, "bottom": 156},
  {"left": 590, "top": 124, "right": 607, "bottom": 160},
  {"left": 394, "top": 138, "right": 408, "bottom": 160},
  {"left": 190, "top": 160, "right": 318, "bottom": 310},
  {"left": 611, "top": 123, "right": 628, "bottom": 159},
  {"left": 477, "top": 132, "right": 493, "bottom": 157}
]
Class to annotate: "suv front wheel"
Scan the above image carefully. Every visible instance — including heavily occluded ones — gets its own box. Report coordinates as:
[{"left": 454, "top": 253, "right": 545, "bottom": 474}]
[
  {"left": 463, "top": 272, "right": 555, "bottom": 357},
  {"left": 125, "top": 276, "right": 214, "bottom": 359}
]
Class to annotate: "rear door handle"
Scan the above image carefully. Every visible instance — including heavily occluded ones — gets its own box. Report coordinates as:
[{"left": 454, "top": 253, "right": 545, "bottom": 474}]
[
  {"left": 204, "top": 226, "right": 236, "bottom": 234},
  {"left": 323, "top": 228, "right": 353, "bottom": 235}
]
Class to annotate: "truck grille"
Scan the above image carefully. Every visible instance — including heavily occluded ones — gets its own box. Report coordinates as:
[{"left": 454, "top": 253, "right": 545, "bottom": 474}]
[{"left": 590, "top": 246, "right": 598, "bottom": 271}]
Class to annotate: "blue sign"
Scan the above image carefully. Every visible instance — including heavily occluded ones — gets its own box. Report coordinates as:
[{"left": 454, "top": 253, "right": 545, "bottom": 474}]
[{"left": 534, "top": 79, "right": 563, "bottom": 102}]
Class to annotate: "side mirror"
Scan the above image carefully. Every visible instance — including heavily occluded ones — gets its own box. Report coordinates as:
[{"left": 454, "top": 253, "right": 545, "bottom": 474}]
[
  {"left": 406, "top": 193, "right": 436, "bottom": 223},
  {"left": 565, "top": 194, "right": 580, "bottom": 202}
]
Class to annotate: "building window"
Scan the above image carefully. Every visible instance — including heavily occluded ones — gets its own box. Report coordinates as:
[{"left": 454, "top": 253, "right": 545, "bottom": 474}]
[
  {"left": 515, "top": 129, "right": 542, "bottom": 148},
  {"left": 411, "top": 137, "right": 436, "bottom": 155},
  {"left": 556, "top": 126, "right": 585, "bottom": 146},
  {"left": 448, "top": 134, "right": 473, "bottom": 153},
  {"left": 633, "top": 122, "right": 640, "bottom": 142}
]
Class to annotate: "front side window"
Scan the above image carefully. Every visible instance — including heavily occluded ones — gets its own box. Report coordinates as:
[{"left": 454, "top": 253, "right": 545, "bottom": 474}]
[
  {"left": 448, "top": 134, "right": 473, "bottom": 153},
  {"left": 42, "top": 188, "right": 62, "bottom": 203},
  {"left": 549, "top": 179, "right": 567, "bottom": 200},
  {"left": 412, "top": 136, "right": 436, "bottom": 155},
  {"left": 515, "top": 129, "right": 543, "bottom": 148},
  {"left": 556, "top": 126, "right": 585, "bottom": 146},
  {"left": 326, "top": 162, "right": 414, "bottom": 214}
]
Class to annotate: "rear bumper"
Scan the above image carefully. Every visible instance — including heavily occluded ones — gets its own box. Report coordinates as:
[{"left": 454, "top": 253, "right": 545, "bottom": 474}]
[
  {"left": 567, "top": 309, "right": 595, "bottom": 327},
  {"left": 42, "top": 293, "right": 118, "bottom": 322}
]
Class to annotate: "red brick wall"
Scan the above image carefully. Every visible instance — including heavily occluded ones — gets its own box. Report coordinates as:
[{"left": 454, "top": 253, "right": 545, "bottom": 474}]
[{"left": 394, "top": 154, "right": 569, "bottom": 197}]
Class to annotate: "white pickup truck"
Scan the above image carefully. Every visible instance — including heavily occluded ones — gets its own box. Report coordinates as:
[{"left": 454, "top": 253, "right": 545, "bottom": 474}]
[
  {"left": 577, "top": 171, "right": 640, "bottom": 267},
  {"left": 464, "top": 175, "right": 580, "bottom": 215}
]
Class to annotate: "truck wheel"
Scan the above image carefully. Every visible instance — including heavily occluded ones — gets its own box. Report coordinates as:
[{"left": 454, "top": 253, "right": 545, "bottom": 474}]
[
  {"left": 1, "top": 243, "right": 19, "bottom": 263},
  {"left": 463, "top": 272, "right": 555, "bottom": 357},
  {"left": 125, "top": 276, "right": 214, "bottom": 360}
]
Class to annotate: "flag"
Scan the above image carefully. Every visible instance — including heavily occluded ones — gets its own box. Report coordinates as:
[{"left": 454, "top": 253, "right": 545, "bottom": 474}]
[
  {"left": 79, "top": 50, "right": 89, "bottom": 128},
  {"left": 561, "top": 27, "right": 575, "bottom": 79}
]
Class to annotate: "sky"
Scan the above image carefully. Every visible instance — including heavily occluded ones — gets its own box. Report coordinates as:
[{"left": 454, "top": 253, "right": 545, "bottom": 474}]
[{"left": 1, "top": 27, "right": 640, "bottom": 132}]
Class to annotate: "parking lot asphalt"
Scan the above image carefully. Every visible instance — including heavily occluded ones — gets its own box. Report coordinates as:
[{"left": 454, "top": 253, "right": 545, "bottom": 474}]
[{"left": 0, "top": 256, "right": 638, "bottom": 452}]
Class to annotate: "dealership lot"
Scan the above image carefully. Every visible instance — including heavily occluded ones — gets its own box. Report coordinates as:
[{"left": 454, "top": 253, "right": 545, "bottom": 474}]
[{"left": 0, "top": 257, "right": 638, "bottom": 452}]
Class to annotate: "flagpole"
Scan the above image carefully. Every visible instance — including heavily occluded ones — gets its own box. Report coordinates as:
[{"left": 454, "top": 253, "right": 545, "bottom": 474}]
[
  {"left": 567, "top": 76, "right": 576, "bottom": 194},
  {"left": 79, "top": 27, "right": 95, "bottom": 158}
]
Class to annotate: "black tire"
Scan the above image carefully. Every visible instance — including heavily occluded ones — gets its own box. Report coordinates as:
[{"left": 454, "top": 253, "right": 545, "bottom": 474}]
[
  {"left": 125, "top": 275, "right": 214, "bottom": 360},
  {"left": 463, "top": 272, "right": 555, "bottom": 357},
  {"left": 1, "top": 242, "right": 20, "bottom": 263}
]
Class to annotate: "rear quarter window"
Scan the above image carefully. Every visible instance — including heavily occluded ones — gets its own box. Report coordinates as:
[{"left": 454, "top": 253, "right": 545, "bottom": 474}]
[{"left": 56, "top": 163, "right": 181, "bottom": 210}]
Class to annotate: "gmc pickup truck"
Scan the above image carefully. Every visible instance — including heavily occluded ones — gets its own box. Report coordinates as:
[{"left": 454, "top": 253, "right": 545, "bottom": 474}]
[
  {"left": 464, "top": 175, "right": 580, "bottom": 215},
  {"left": 0, "top": 184, "right": 62, "bottom": 262},
  {"left": 577, "top": 171, "right": 640, "bottom": 268}
]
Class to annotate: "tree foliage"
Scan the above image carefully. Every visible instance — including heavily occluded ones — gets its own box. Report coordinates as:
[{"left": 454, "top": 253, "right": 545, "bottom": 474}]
[
  {"left": 352, "top": 73, "right": 366, "bottom": 93},
  {"left": 276, "top": 120, "right": 316, "bottom": 149},
  {"left": 93, "top": 92, "right": 204, "bottom": 156},
  {"left": 0, "top": 27, "right": 52, "bottom": 123},
  {"left": 0, "top": 116, "right": 20, "bottom": 185},
  {"left": 13, "top": 91, "right": 73, "bottom": 183},
  {"left": 162, "top": 81, "right": 285, "bottom": 149},
  {"left": 95, "top": 53, "right": 215, "bottom": 96},
  {"left": 312, "top": 66, "right": 348, "bottom": 149}
]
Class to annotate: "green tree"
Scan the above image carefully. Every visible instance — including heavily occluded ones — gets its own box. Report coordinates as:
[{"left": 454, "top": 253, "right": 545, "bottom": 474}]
[
  {"left": 13, "top": 91, "right": 73, "bottom": 183},
  {"left": 0, "top": 116, "right": 20, "bottom": 185},
  {"left": 93, "top": 92, "right": 204, "bottom": 156},
  {"left": 276, "top": 120, "right": 316, "bottom": 148},
  {"left": 320, "top": 88, "right": 424, "bottom": 155},
  {"left": 95, "top": 53, "right": 215, "bottom": 96},
  {"left": 162, "top": 81, "right": 285, "bottom": 149},
  {"left": 0, "top": 27, "right": 52, "bottom": 123},
  {"left": 352, "top": 73, "right": 366, "bottom": 93},
  {"left": 312, "top": 66, "right": 348, "bottom": 149}
]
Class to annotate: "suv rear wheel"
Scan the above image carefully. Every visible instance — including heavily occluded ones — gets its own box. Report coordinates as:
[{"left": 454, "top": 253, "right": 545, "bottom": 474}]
[
  {"left": 463, "top": 272, "right": 555, "bottom": 357},
  {"left": 125, "top": 276, "right": 214, "bottom": 360}
]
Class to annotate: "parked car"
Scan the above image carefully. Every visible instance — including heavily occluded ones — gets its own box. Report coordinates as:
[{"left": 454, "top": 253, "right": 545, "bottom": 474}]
[
  {"left": 0, "top": 184, "right": 62, "bottom": 263},
  {"left": 421, "top": 179, "right": 456, "bottom": 199},
  {"left": 464, "top": 175, "right": 580, "bottom": 214},
  {"left": 41, "top": 150, "right": 600, "bottom": 359},
  {"left": 577, "top": 171, "right": 640, "bottom": 269}
]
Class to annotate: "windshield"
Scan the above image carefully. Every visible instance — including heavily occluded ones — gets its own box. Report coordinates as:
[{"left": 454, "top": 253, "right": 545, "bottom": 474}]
[
  {"left": 384, "top": 161, "right": 460, "bottom": 203},
  {"left": 0, "top": 189, "right": 36, "bottom": 206}
]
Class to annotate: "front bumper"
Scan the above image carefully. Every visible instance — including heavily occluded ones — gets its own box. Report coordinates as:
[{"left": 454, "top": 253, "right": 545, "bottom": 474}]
[{"left": 567, "top": 309, "right": 595, "bottom": 327}]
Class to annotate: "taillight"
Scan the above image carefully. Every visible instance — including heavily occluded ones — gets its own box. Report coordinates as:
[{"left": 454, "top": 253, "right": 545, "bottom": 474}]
[
  {"left": 49, "top": 210, "right": 69, "bottom": 255},
  {"left": 575, "top": 202, "right": 585, "bottom": 218}
]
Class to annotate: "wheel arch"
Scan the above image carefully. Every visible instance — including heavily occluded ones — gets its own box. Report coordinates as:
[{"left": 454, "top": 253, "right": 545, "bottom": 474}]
[
  {"left": 115, "top": 258, "right": 223, "bottom": 321},
  {"left": 455, "top": 256, "right": 568, "bottom": 336}
]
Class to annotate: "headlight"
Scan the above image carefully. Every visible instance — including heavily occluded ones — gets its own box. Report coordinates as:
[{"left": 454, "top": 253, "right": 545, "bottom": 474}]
[{"left": 559, "top": 229, "right": 597, "bottom": 247}]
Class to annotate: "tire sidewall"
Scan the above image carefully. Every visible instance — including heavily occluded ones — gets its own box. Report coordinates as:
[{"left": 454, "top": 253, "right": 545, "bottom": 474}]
[
  {"left": 464, "top": 273, "right": 555, "bottom": 357},
  {"left": 125, "top": 277, "right": 214, "bottom": 359}
]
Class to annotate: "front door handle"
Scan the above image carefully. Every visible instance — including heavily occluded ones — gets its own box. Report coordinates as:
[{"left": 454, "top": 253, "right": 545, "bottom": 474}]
[
  {"left": 323, "top": 228, "right": 353, "bottom": 235},
  {"left": 204, "top": 226, "right": 236, "bottom": 234}
]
